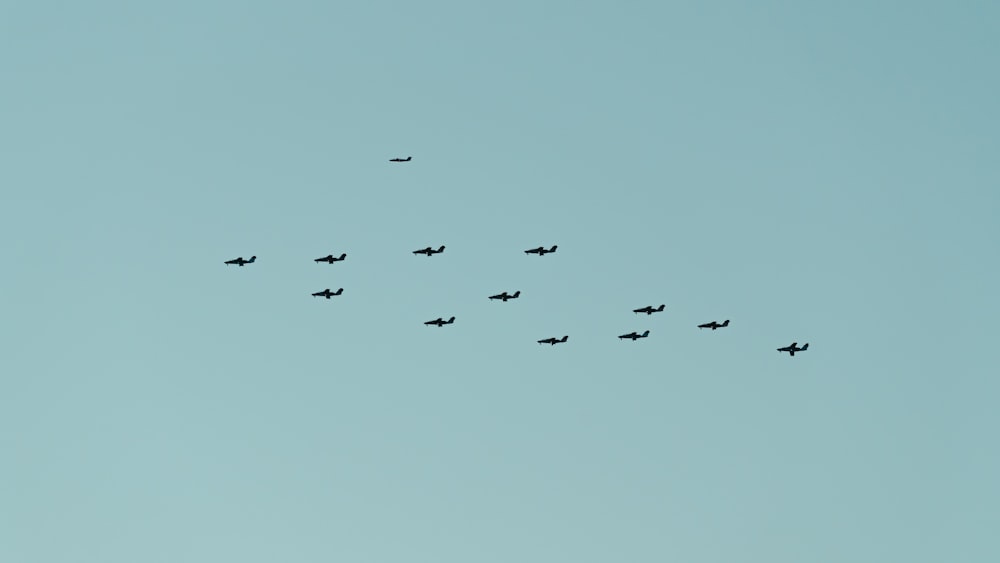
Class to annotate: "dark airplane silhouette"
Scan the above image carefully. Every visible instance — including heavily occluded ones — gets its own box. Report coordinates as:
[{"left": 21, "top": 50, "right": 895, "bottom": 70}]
[
  {"left": 633, "top": 304, "right": 666, "bottom": 315},
  {"left": 618, "top": 330, "right": 650, "bottom": 341},
  {"left": 424, "top": 316, "right": 455, "bottom": 327},
  {"left": 413, "top": 245, "right": 446, "bottom": 256},
  {"left": 312, "top": 288, "right": 344, "bottom": 299},
  {"left": 537, "top": 335, "right": 569, "bottom": 345},
  {"left": 489, "top": 290, "right": 521, "bottom": 302},
  {"left": 314, "top": 253, "right": 347, "bottom": 264},
  {"left": 525, "top": 245, "right": 558, "bottom": 255},
  {"left": 389, "top": 156, "right": 412, "bottom": 162},
  {"left": 777, "top": 342, "right": 809, "bottom": 356},
  {"left": 698, "top": 320, "right": 730, "bottom": 330},
  {"left": 224, "top": 256, "right": 256, "bottom": 267}
]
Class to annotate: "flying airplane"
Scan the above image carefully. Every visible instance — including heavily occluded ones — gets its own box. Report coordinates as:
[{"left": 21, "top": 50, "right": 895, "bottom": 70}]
[
  {"left": 389, "top": 156, "right": 412, "bottom": 162},
  {"left": 413, "top": 245, "right": 446, "bottom": 256},
  {"left": 698, "top": 320, "right": 730, "bottom": 330},
  {"left": 489, "top": 290, "right": 521, "bottom": 302},
  {"left": 224, "top": 256, "right": 256, "bottom": 267},
  {"left": 618, "top": 330, "right": 650, "bottom": 341},
  {"left": 633, "top": 304, "right": 666, "bottom": 315},
  {"left": 777, "top": 342, "right": 809, "bottom": 356},
  {"left": 312, "top": 288, "right": 344, "bottom": 299},
  {"left": 537, "top": 336, "right": 569, "bottom": 345},
  {"left": 524, "top": 245, "right": 557, "bottom": 255},
  {"left": 424, "top": 316, "right": 455, "bottom": 327},
  {"left": 314, "top": 253, "right": 347, "bottom": 263}
]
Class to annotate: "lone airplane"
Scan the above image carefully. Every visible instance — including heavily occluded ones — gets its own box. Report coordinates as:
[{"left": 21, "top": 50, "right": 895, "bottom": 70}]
[
  {"left": 424, "top": 316, "right": 455, "bottom": 327},
  {"left": 777, "top": 342, "right": 809, "bottom": 356},
  {"left": 618, "top": 330, "right": 650, "bottom": 341},
  {"left": 224, "top": 256, "right": 256, "bottom": 267},
  {"left": 698, "top": 320, "right": 730, "bottom": 330},
  {"left": 489, "top": 290, "right": 521, "bottom": 302},
  {"left": 413, "top": 245, "right": 446, "bottom": 256},
  {"left": 315, "top": 253, "right": 347, "bottom": 263},
  {"left": 537, "top": 336, "right": 569, "bottom": 345},
  {"left": 312, "top": 288, "right": 344, "bottom": 299},
  {"left": 633, "top": 304, "right": 666, "bottom": 315},
  {"left": 525, "top": 245, "right": 557, "bottom": 255},
  {"left": 389, "top": 156, "right": 412, "bottom": 162}
]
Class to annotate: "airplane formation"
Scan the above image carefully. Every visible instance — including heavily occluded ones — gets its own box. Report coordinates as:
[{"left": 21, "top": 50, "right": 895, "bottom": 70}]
[{"left": 222, "top": 156, "right": 811, "bottom": 358}]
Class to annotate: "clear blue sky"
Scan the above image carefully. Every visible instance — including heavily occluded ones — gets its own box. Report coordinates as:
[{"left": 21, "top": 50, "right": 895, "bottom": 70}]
[{"left": 2, "top": 1, "right": 998, "bottom": 561}]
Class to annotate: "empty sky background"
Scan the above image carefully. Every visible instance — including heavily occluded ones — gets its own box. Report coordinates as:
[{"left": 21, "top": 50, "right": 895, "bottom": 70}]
[{"left": 2, "top": 1, "right": 998, "bottom": 561}]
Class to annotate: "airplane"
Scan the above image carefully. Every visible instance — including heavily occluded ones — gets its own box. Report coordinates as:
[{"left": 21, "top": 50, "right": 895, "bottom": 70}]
[
  {"left": 424, "top": 316, "right": 455, "bottom": 327},
  {"left": 224, "top": 256, "right": 256, "bottom": 267},
  {"left": 777, "top": 342, "right": 809, "bottom": 356},
  {"left": 698, "top": 320, "right": 730, "bottom": 330},
  {"left": 312, "top": 288, "right": 344, "bottom": 299},
  {"left": 537, "top": 335, "right": 569, "bottom": 345},
  {"left": 413, "top": 245, "right": 446, "bottom": 256},
  {"left": 489, "top": 290, "right": 521, "bottom": 302},
  {"left": 524, "top": 245, "right": 557, "bottom": 255},
  {"left": 618, "top": 330, "right": 650, "bottom": 341},
  {"left": 314, "top": 253, "right": 347, "bottom": 263},
  {"left": 389, "top": 156, "right": 412, "bottom": 162},
  {"left": 633, "top": 304, "right": 666, "bottom": 315}
]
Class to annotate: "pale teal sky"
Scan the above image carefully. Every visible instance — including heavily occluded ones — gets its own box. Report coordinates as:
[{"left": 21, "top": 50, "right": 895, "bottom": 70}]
[{"left": 2, "top": 1, "right": 998, "bottom": 561}]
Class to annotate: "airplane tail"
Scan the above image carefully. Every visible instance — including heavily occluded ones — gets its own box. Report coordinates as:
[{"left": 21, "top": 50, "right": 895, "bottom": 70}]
[
  {"left": 561, "top": 335, "right": 568, "bottom": 342},
  {"left": 437, "top": 246, "right": 445, "bottom": 253},
  {"left": 801, "top": 343, "right": 809, "bottom": 351},
  {"left": 335, "top": 288, "right": 343, "bottom": 295},
  {"left": 513, "top": 291, "right": 521, "bottom": 298},
  {"left": 447, "top": 316, "right": 455, "bottom": 323},
  {"left": 248, "top": 256, "right": 256, "bottom": 263},
  {"left": 339, "top": 253, "right": 346, "bottom": 260},
  {"left": 658, "top": 304, "right": 665, "bottom": 311},
  {"left": 642, "top": 330, "right": 649, "bottom": 337},
  {"left": 549, "top": 245, "right": 558, "bottom": 252},
  {"left": 722, "top": 319, "right": 730, "bottom": 326}
]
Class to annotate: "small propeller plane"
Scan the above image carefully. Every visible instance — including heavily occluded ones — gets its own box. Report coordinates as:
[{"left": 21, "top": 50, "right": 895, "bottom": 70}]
[
  {"left": 777, "top": 342, "right": 809, "bottom": 356},
  {"left": 618, "top": 330, "right": 650, "bottom": 341},
  {"left": 424, "top": 316, "right": 455, "bottom": 327},
  {"left": 224, "top": 256, "right": 256, "bottom": 267},
  {"left": 525, "top": 245, "right": 558, "bottom": 255},
  {"left": 489, "top": 290, "right": 521, "bottom": 302},
  {"left": 698, "top": 320, "right": 730, "bottom": 330},
  {"left": 312, "top": 288, "right": 344, "bottom": 299},
  {"left": 413, "top": 245, "right": 446, "bottom": 256},
  {"left": 315, "top": 253, "right": 347, "bottom": 263},
  {"left": 389, "top": 156, "right": 412, "bottom": 162},
  {"left": 537, "top": 335, "right": 569, "bottom": 345},
  {"left": 633, "top": 304, "right": 666, "bottom": 315}
]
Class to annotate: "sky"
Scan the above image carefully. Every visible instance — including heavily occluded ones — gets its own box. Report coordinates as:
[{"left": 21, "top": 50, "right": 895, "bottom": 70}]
[{"left": 1, "top": 1, "right": 998, "bottom": 561}]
